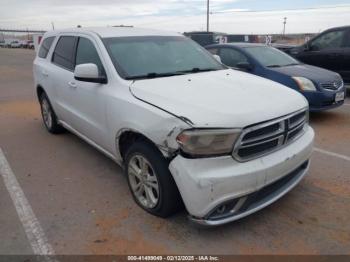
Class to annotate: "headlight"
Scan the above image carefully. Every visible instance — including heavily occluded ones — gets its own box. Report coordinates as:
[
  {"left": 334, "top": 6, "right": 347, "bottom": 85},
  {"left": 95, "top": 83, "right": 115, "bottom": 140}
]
[
  {"left": 176, "top": 129, "right": 241, "bottom": 157},
  {"left": 292, "top": 77, "right": 317, "bottom": 91}
]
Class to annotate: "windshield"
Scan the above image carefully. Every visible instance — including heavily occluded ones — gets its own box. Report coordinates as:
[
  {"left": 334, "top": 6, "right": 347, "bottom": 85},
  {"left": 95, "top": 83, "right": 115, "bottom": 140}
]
[
  {"left": 103, "top": 36, "right": 225, "bottom": 79},
  {"left": 244, "top": 46, "right": 300, "bottom": 67}
]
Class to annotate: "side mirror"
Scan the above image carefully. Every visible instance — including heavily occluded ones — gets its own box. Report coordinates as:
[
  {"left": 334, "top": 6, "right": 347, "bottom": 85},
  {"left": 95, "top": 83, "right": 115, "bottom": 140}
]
[
  {"left": 307, "top": 43, "right": 320, "bottom": 52},
  {"left": 213, "top": 55, "right": 222, "bottom": 63},
  {"left": 236, "top": 62, "right": 253, "bottom": 71},
  {"left": 74, "top": 63, "right": 107, "bottom": 84}
]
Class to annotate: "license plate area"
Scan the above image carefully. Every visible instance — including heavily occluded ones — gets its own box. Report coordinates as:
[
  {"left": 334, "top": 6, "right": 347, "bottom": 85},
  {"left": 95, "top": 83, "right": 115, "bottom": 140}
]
[{"left": 335, "top": 92, "right": 345, "bottom": 102}]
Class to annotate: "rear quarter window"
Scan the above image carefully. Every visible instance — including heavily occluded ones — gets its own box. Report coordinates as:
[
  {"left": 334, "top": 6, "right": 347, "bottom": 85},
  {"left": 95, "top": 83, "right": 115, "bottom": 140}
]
[{"left": 38, "top": 37, "right": 55, "bottom": 58}]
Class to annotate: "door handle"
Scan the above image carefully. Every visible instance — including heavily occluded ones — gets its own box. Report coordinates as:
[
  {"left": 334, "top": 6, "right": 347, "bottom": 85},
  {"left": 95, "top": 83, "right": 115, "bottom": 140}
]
[{"left": 68, "top": 81, "right": 77, "bottom": 88}]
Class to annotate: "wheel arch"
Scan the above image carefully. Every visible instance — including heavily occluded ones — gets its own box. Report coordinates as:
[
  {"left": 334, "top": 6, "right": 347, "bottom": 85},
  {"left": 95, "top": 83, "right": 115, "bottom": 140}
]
[
  {"left": 116, "top": 129, "right": 167, "bottom": 165},
  {"left": 36, "top": 84, "right": 46, "bottom": 101}
]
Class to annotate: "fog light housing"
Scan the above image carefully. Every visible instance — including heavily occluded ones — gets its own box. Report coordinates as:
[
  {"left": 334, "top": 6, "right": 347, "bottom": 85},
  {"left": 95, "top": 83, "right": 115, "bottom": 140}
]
[{"left": 207, "top": 200, "right": 239, "bottom": 220}]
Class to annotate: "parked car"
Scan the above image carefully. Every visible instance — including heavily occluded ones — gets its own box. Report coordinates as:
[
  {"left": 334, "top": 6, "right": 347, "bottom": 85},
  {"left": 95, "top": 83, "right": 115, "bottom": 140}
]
[
  {"left": 19, "top": 40, "right": 31, "bottom": 48},
  {"left": 10, "top": 40, "right": 21, "bottom": 48},
  {"left": 288, "top": 26, "right": 350, "bottom": 87},
  {"left": 33, "top": 27, "right": 314, "bottom": 226},
  {"left": 206, "top": 43, "right": 346, "bottom": 111},
  {"left": 28, "top": 41, "right": 34, "bottom": 49},
  {"left": 0, "top": 41, "right": 5, "bottom": 48}
]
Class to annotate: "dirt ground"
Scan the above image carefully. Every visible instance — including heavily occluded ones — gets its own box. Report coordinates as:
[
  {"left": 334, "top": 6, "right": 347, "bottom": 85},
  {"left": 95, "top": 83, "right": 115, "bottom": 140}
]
[{"left": 0, "top": 48, "right": 349, "bottom": 255}]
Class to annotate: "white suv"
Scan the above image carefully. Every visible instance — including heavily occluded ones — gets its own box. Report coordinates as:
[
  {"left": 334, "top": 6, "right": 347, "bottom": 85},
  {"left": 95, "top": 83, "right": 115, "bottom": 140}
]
[{"left": 33, "top": 27, "right": 314, "bottom": 226}]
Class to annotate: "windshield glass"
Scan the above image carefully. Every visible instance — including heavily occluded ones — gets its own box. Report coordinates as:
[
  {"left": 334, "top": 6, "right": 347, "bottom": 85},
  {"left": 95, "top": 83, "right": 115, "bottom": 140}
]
[
  {"left": 244, "top": 46, "right": 300, "bottom": 67},
  {"left": 103, "top": 36, "right": 225, "bottom": 79}
]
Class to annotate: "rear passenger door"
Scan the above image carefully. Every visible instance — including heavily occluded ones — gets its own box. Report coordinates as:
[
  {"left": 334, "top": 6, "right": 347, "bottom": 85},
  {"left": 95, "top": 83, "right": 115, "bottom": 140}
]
[{"left": 50, "top": 35, "right": 78, "bottom": 123}]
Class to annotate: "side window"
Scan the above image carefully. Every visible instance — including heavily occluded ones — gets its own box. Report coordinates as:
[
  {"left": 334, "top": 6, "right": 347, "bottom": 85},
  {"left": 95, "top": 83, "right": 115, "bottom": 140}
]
[
  {"left": 219, "top": 48, "right": 248, "bottom": 68},
  {"left": 38, "top": 37, "right": 55, "bottom": 58},
  {"left": 207, "top": 48, "right": 218, "bottom": 55},
  {"left": 344, "top": 30, "right": 350, "bottom": 48},
  {"left": 75, "top": 37, "right": 105, "bottom": 76},
  {"left": 310, "top": 30, "right": 346, "bottom": 51},
  {"left": 52, "top": 36, "right": 77, "bottom": 71}
]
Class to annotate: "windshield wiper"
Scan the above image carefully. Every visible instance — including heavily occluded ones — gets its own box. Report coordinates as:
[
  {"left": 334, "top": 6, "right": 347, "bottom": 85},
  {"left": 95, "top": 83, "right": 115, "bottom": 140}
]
[
  {"left": 267, "top": 65, "right": 282, "bottom": 68},
  {"left": 177, "top": 67, "right": 219, "bottom": 74},
  {"left": 284, "top": 63, "right": 300, "bottom": 66},
  {"left": 125, "top": 71, "right": 185, "bottom": 80},
  {"left": 125, "top": 68, "right": 220, "bottom": 80}
]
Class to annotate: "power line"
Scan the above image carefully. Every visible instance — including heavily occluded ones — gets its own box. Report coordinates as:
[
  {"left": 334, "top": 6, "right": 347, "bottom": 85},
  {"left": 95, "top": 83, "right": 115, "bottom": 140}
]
[
  {"left": 133, "top": 4, "right": 350, "bottom": 27},
  {"left": 210, "top": 4, "right": 350, "bottom": 14}
]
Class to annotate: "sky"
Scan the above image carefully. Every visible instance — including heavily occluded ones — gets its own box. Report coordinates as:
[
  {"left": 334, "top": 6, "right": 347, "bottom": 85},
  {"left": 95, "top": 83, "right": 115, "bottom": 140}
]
[{"left": 0, "top": 0, "right": 350, "bottom": 34}]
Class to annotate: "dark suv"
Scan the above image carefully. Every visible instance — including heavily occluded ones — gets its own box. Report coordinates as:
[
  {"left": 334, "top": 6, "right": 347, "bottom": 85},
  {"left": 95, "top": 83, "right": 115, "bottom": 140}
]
[{"left": 290, "top": 26, "right": 350, "bottom": 86}]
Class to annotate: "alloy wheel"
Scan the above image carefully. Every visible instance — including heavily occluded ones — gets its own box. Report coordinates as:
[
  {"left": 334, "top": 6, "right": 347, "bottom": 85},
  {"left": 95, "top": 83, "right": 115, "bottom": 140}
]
[{"left": 128, "top": 154, "right": 160, "bottom": 209}]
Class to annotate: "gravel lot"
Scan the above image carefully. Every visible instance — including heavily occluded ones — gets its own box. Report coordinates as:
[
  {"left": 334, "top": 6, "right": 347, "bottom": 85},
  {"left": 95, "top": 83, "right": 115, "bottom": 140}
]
[{"left": 0, "top": 48, "right": 349, "bottom": 255}]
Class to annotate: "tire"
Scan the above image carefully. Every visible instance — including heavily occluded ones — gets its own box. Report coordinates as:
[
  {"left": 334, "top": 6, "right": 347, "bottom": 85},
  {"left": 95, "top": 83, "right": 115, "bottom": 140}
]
[
  {"left": 125, "top": 140, "right": 183, "bottom": 218},
  {"left": 39, "top": 93, "right": 65, "bottom": 134}
]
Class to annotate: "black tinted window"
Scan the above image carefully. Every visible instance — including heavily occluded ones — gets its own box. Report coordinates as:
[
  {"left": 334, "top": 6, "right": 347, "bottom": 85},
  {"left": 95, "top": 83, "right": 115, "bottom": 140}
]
[
  {"left": 38, "top": 37, "right": 55, "bottom": 58},
  {"left": 52, "top": 36, "right": 77, "bottom": 70},
  {"left": 344, "top": 31, "right": 350, "bottom": 47},
  {"left": 311, "top": 30, "right": 346, "bottom": 50},
  {"left": 220, "top": 48, "right": 248, "bottom": 67},
  {"left": 75, "top": 38, "right": 105, "bottom": 75}
]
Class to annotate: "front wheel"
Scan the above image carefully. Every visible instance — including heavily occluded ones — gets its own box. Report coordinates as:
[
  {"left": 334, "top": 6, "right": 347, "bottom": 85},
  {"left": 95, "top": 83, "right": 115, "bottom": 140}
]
[{"left": 125, "top": 140, "right": 183, "bottom": 217}]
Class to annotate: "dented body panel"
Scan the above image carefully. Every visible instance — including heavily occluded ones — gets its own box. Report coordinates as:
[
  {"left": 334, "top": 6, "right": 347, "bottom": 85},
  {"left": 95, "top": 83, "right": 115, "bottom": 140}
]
[{"left": 169, "top": 127, "right": 314, "bottom": 219}]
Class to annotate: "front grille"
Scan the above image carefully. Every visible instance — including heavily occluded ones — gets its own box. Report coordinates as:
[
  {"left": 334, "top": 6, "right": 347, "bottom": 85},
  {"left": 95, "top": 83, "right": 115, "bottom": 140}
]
[
  {"left": 233, "top": 109, "right": 307, "bottom": 161},
  {"left": 320, "top": 79, "right": 344, "bottom": 90}
]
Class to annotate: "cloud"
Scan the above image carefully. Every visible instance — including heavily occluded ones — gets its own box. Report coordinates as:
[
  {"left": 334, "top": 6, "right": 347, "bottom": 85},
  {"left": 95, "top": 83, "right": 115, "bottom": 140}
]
[{"left": 0, "top": 0, "right": 349, "bottom": 34}]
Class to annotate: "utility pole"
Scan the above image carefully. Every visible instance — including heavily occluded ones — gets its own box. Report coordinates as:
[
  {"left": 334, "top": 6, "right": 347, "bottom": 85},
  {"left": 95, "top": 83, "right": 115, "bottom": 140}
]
[
  {"left": 51, "top": 22, "right": 55, "bottom": 30},
  {"left": 283, "top": 17, "right": 287, "bottom": 36},
  {"left": 206, "top": 0, "right": 210, "bottom": 32}
]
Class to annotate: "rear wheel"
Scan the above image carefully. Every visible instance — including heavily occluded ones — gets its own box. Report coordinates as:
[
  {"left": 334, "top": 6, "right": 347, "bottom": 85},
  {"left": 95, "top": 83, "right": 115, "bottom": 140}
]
[
  {"left": 39, "top": 93, "right": 64, "bottom": 134},
  {"left": 125, "top": 140, "right": 183, "bottom": 217}
]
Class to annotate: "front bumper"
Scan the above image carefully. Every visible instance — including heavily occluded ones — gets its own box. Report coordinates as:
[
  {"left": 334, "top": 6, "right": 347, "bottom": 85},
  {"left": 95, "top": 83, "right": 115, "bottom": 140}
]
[
  {"left": 169, "top": 126, "right": 314, "bottom": 226},
  {"left": 302, "top": 88, "right": 346, "bottom": 112}
]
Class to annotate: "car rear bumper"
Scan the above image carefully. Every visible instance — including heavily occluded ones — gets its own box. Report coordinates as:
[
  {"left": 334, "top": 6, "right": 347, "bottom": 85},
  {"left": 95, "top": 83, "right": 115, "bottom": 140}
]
[{"left": 169, "top": 126, "right": 314, "bottom": 226}]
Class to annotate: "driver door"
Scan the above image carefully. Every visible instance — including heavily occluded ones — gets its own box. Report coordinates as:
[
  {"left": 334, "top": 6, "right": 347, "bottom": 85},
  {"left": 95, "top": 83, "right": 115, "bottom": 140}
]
[
  {"left": 67, "top": 36, "right": 110, "bottom": 148},
  {"left": 297, "top": 29, "right": 347, "bottom": 74}
]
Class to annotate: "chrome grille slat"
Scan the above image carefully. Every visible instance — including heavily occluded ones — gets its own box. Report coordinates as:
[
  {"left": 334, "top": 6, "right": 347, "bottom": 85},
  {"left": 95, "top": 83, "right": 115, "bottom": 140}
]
[
  {"left": 233, "top": 109, "right": 307, "bottom": 162},
  {"left": 240, "top": 135, "right": 284, "bottom": 149},
  {"left": 320, "top": 79, "right": 344, "bottom": 90},
  {"left": 289, "top": 113, "right": 306, "bottom": 129},
  {"left": 241, "top": 121, "right": 285, "bottom": 145}
]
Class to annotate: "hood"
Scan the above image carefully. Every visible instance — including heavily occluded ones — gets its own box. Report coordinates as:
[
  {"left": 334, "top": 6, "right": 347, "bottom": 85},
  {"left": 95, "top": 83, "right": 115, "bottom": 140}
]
[
  {"left": 269, "top": 64, "right": 340, "bottom": 84},
  {"left": 130, "top": 69, "right": 308, "bottom": 128}
]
